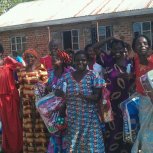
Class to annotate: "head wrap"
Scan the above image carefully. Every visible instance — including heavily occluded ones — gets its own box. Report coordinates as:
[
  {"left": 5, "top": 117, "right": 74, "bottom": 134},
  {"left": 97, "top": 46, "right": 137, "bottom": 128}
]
[
  {"left": 23, "top": 49, "right": 39, "bottom": 60},
  {"left": 57, "top": 50, "right": 72, "bottom": 64}
]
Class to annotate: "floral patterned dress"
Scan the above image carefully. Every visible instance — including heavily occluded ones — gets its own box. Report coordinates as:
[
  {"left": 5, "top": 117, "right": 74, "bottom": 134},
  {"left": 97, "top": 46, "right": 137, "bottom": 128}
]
[{"left": 57, "top": 71, "right": 105, "bottom": 153}]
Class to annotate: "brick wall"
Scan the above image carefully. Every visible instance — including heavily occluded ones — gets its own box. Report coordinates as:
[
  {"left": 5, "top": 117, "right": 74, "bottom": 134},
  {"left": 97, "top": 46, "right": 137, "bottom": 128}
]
[
  {"left": 0, "top": 31, "right": 11, "bottom": 56},
  {"left": 98, "top": 14, "right": 153, "bottom": 44},
  {"left": 112, "top": 14, "right": 153, "bottom": 44},
  {"left": 0, "top": 14, "right": 153, "bottom": 57},
  {"left": 0, "top": 27, "right": 49, "bottom": 57},
  {"left": 49, "top": 22, "right": 93, "bottom": 50}
]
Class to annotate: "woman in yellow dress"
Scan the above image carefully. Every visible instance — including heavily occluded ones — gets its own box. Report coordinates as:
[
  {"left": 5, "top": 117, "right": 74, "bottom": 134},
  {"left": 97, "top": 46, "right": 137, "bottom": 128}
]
[{"left": 17, "top": 49, "right": 48, "bottom": 153}]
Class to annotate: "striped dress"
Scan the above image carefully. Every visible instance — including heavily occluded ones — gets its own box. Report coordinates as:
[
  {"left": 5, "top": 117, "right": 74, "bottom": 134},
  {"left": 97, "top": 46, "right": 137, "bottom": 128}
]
[{"left": 17, "top": 64, "right": 48, "bottom": 153}]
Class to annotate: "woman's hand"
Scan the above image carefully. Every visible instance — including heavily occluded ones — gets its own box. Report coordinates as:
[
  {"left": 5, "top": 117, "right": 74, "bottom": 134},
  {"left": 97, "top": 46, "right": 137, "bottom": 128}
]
[
  {"left": 59, "top": 106, "right": 66, "bottom": 118},
  {"left": 79, "top": 88, "right": 102, "bottom": 102},
  {"left": 55, "top": 89, "right": 65, "bottom": 98},
  {"left": 15, "top": 81, "right": 20, "bottom": 89},
  {"left": 19, "top": 92, "right": 23, "bottom": 119},
  {"left": 79, "top": 93, "right": 88, "bottom": 101},
  {"left": 45, "top": 85, "right": 52, "bottom": 94},
  {"left": 118, "top": 72, "right": 133, "bottom": 79}
]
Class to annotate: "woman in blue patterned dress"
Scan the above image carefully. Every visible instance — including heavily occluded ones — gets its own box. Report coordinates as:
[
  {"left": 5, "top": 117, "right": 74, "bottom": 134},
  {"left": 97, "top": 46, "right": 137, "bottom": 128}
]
[
  {"left": 57, "top": 51, "right": 105, "bottom": 153},
  {"left": 46, "top": 50, "right": 72, "bottom": 153}
]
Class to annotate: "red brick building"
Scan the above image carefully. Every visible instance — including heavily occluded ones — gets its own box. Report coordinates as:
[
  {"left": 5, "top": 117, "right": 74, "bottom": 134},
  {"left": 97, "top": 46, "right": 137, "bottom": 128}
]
[{"left": 0, "top": 0, "right": 153, "bottom": 56}]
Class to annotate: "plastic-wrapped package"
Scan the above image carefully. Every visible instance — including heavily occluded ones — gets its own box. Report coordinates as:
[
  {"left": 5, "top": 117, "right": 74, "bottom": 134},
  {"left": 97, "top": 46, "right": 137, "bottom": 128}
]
[
  {"left": 35, "top": 92, "right": 67, "bottom": 134},
  {"left": 34, "top": 82, "right": 46, "bottom": 101},
  {"left": 120, "top": 93, "right": 140, "bottom": 143},
  {"left": 140, "top": 70, "right": 153, "bottom": 100},
  {"left": 100, "top": 87, "right": 114, "bottom": 123}
]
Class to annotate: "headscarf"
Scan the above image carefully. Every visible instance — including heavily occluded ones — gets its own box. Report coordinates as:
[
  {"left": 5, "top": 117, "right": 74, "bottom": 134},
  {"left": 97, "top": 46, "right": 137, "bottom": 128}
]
[
  {"left": 23, "top": 49, "right": 39, "bottom": 60},
  {"left": 57, "top": 50, "right": 72, "bottom": 64}
]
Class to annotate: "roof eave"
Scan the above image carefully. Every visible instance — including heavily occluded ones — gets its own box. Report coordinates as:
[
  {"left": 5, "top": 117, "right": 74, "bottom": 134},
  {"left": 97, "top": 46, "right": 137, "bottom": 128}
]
[{"left": 0, "top": 8, "right": 153, "bottom": 32}]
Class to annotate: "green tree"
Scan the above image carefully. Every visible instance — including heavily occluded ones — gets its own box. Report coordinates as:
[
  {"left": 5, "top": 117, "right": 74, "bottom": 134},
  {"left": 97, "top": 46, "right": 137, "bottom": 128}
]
[{"left": 0, "top": 0, "right": 33, "bottom": 15}]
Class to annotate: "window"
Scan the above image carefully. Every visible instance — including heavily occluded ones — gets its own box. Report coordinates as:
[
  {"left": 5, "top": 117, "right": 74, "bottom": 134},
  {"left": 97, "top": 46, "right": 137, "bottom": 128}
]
[
  {"left": 11, "top": 36, "right": 26, "bottom": 54},
  {"left": 83, "top": 28, "right": 92, "bottom": 46},
  {"left": 98, "top": 25, "right": 113, "bottom": 51},
  {"left": 91, "top": 27, "right": 97, "bottom": 44},
  {"left": 63, "top": 30, "right": 79, "bottom": 50},
  {"left": 133, "top": 21, "right": 153, "bottom": 47},
  {"left": 51, "top": 32, "right": 61, "bottom": 42},
  {"left": 91, "top": 25, "right": 113, "bottom": 51}
]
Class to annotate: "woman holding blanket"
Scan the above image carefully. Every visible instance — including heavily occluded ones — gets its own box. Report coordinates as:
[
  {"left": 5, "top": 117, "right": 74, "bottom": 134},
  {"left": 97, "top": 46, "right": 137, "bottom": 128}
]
[
  {"left": 46, "top": 50, "right": 71, "bottom": 153},
  {"left": 56, "top": 51, "right": 105, "bottom": 152},
  {"left": 131, "top": 35, "right": 153, "bottom": 153}
]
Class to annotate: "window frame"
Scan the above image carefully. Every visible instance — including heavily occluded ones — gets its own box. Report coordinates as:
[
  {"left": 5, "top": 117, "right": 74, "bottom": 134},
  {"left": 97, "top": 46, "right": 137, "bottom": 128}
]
[
  {"left": 10, "top": 36, "right": 26, "bottom": 54},
  {"left": 71, "top": 29, "right": 80, "bottom": 51},
  {"left": 62, "top": 29, "right": 80, "bottom": 51},
  {"left": 133, "top": 21, "right": 152, "bottom": 46},
  {"left": 98, "top": 25, "right": 113, "bottom": 51}
]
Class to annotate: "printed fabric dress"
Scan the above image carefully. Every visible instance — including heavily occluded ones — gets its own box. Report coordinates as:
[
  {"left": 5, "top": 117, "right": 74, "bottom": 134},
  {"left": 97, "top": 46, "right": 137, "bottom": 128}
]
[
  {"left": 17, "top": 64, "right": 49, "bottom": 153},
  {"left": 47, "top": 68, "right": 70, "bottom": 153},
  {"left": 57, "top": 70, "right": 105, "bottom": 153},
  {"left": 0, "top": 57, "right": 23, "bottom": 153},
  {"left": 100, "top": 52, "right": 133, "bottom": 153}
]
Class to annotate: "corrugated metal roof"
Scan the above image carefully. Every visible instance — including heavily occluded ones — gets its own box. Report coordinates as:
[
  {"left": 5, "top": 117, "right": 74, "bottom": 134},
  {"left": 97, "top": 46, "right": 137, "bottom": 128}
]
[{"left": 0, "top": 0, "right": 153, "bottom": 31}]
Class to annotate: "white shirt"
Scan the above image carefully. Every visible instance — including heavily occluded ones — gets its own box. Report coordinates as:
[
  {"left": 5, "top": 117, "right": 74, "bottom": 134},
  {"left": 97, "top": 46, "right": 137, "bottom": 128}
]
[{"left": 87, "top": 62, "right": 103, "bottom": 78}]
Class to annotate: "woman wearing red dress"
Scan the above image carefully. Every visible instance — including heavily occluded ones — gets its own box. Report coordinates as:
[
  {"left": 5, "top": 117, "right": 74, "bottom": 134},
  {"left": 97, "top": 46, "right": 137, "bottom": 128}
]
[
  {"left": 131, "top": 35, "right": 153, "bottom": 153},
  {"left": 40, "top": 40, "right": 59, "bottom": 71},
  {"left": 0, "top": 44, "right": 23, "bottom": 153}
]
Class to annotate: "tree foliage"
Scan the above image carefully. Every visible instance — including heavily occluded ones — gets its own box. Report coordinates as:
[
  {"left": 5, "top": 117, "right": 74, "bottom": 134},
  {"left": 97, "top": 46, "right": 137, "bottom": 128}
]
[{"left": 0, "top": 0, "right": 33, "bottom": 14}]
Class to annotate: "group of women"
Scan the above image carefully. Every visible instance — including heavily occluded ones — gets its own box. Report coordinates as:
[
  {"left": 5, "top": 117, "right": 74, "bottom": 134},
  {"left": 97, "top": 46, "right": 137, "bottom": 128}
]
[{"left": 0, "top": 35, "right": 152, "bottom": 153}]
